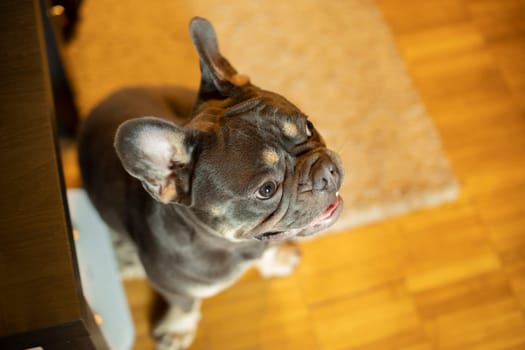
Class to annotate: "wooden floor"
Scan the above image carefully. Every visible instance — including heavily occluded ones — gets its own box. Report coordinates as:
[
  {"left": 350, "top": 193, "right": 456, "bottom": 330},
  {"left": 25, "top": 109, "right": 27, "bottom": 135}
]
[{"left": 61, "top": 1, "right": 525, "bottom": 349}]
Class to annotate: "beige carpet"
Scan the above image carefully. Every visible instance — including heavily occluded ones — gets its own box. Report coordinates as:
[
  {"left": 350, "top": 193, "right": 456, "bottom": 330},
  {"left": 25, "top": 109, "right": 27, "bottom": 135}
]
[{"left": 65, "top": 0, "right": 458, "bottom": 232}]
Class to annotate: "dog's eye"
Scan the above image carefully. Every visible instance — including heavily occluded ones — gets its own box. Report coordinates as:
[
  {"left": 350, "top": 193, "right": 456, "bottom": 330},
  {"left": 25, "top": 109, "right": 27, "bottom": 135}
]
[
  {"left": 306, "top": 120, "right": 313, "bottom": 137},
  {"left": 257, "top": 181, "right": 278, "bottom": 200}
]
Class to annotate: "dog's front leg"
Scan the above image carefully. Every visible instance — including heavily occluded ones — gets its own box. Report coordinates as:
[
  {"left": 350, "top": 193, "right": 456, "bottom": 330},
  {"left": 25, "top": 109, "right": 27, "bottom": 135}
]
[
  {"left": 153, "top": 295, "right": 201, "bottom": 350},
  {"left": 256, "top": 242, "right": 301, "bottom": 278}
]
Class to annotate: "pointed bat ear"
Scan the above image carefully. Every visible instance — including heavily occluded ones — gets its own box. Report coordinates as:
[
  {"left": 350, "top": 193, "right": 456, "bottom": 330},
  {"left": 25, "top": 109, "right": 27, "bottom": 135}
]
[
  {"left": 114, "top": 117, "right": 195, "bottom": 204},
  {"left": 189, "top": 17, "right": 250, "bottom": 99}
]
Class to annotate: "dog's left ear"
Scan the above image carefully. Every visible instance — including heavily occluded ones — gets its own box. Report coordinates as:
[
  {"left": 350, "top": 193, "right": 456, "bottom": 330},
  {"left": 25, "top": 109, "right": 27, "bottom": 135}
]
[
  {"left": 190, "top": 17, "right": 250, "bottom": 100},
  {"left": 114, "top": 117, "right": 196, "bottom": 204}
]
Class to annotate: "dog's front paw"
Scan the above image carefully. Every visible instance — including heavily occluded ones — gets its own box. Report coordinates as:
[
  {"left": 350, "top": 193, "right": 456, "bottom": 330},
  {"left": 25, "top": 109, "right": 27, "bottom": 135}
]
[
  {"left": 256, "top": 243, "right": 301, "bottom": 278},
  {"left": 154, "top": 330, "right": 195, "bottom": 350},
  {"left": 153, "top": 303, "right": 200, "bottom": 350}
]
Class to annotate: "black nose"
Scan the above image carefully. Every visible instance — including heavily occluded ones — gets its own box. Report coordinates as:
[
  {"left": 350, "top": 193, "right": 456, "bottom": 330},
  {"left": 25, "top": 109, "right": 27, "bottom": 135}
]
[{"left": 312, "top": 155, "right": 340, "bottom": 192}]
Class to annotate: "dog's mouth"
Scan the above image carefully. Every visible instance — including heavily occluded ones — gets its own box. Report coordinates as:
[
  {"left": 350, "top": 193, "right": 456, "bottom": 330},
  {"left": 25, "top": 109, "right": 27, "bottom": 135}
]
[{"left": 255, "top": 194, "right": 343, "bottom": 241}]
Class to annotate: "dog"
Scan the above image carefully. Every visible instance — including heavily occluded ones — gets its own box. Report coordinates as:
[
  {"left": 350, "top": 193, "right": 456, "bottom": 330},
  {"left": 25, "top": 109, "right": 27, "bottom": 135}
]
[{"left": 78, "top": 17, "right": 344, "bottom": 350}]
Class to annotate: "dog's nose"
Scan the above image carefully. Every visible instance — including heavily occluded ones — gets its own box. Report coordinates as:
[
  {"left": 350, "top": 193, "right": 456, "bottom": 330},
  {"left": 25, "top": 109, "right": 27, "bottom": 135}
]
[{"left": 312, "top": 155, "right": 340, "bottom": 192}]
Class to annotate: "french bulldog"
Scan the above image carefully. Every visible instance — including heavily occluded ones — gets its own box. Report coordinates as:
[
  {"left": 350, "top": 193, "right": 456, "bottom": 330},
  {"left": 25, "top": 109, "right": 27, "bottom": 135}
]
[{"left": 78, "top": 17, "right": 344, "bottom": 350}]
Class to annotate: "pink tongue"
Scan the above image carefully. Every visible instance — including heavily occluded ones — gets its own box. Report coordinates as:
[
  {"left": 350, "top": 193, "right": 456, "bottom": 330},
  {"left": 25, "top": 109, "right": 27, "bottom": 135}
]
[{"left": 309, "top": 197, "right": 339, "bottom": 227}]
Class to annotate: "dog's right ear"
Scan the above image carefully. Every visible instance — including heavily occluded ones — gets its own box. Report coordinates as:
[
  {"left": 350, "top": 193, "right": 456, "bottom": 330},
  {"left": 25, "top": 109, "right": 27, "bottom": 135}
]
[
  {"left": 190, "top": 17, "right": 250, "bottom": 100},
  {"left": 114, "top": 117, "right": 196, "bottom": 204}
]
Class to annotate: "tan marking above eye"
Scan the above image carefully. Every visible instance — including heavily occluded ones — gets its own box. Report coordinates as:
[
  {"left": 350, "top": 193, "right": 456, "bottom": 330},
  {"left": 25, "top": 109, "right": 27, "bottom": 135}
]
[
  {"left": 262, "top": 149, "right": 280, "bottom": 166},
  {"left": 282, "top": 122, "right": 298, "bottom": 137}
]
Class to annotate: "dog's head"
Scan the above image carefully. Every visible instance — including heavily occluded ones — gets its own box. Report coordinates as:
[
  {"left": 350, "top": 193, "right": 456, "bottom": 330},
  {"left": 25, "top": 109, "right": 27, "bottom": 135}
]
[{"left": 114, "top": 17, "right": 344, "bottom": 241}]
